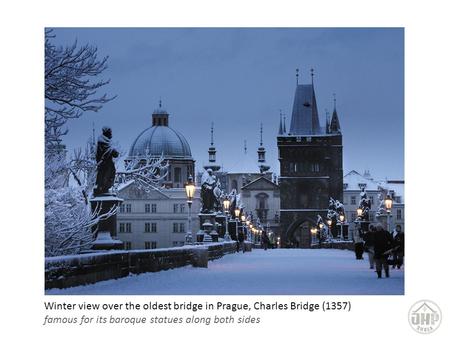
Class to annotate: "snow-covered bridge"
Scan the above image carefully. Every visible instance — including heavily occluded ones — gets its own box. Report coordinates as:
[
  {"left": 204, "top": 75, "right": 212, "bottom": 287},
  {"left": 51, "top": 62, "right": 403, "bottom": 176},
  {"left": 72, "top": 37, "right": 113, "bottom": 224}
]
[{"left": 47, "top": 249, "right": 404, "bottom": 295}]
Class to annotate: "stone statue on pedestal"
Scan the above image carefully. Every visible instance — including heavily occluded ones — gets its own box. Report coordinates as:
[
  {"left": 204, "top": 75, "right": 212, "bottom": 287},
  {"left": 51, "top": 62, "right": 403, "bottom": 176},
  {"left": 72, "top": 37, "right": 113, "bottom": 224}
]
[
  {"left": 94, "top": 126, "right": 119, "bottom": 196},
  {"left": 200, "top": 169, "right": 217, "bottom": 213}
]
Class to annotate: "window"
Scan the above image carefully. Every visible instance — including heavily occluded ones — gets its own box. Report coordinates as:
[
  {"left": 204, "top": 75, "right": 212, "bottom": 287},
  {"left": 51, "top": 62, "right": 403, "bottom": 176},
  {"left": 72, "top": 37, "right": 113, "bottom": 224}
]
[
  {"left": 151, "top": 204, "right": 157, "bottom": 213},
  {"left": 173, "top": 204, "right": 179, "bottom": 213},
  {"left": 351, "top": 196, "right": 356, "bottom": 205},
  {"left": 370, "top": 196, "right": 374, "bottom": 205},
  {"left": 125, "top": 223, "right": 132, "bottom": 233},
  {"left": 395, "top": 196, "right": 402, "bottom": 203},
  {"left": 174, "top": 167, "right": 181, "bottom": 183},
  {"left": 180, "top": 204, "right": 185, "bottom": 213},
  {"left": 119, "top": 204, "right": 125, "bottom": 213},
  {"left": 351, "top": 212, "right": 356, "bottom": 220},
  {"left": 119, "top": 222, "right": 131, "bottom": 234},
  {"left": 145, "top": 204, "right": 151, "bottom": 213},
  {"left": 145, "top": 222, "right": 157, "bottom": 233},
  {"left": 311, "top": 163, "right": 320, "bottom": 172},
  {"left": 124, "top": 242, "right": 132, "bottom": 250},
  {"left": 125, "top": 204, "right": 131, "bottom": 213},
  {"left": 144, "top": 241, "right": 157, "bottom": 249},
  {"left": 172, "top": 241, "right": 184, "bottom": 247},
  {"left": 173, "top": 223, "right": 185, "bottom": 233},
  {"left": 397, "top": 209, "right": 402, "bottom": 220}
]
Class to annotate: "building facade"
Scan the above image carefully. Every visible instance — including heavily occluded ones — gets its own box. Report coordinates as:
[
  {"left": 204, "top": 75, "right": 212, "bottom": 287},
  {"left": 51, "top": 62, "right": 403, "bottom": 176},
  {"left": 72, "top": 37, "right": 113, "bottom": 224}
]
[
  {"left": 277, "top": 74, "right": 343, "bottom": 247},
  {"left": 343, "top": 170, "right": 405, "bottom": 234},
  {"left": 116, "top": 102, "right": 200, "bottom": 249}
]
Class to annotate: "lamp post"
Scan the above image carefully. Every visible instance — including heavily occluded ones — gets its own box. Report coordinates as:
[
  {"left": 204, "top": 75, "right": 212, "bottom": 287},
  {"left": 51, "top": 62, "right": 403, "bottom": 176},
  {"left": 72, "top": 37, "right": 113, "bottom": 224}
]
[
  {"left": 234, "top": 207, "right": 240, "bottom": 239},
  {"left": 184, "top": 175, "right": 195, "bottom": 245},
  {"left": 339, "top": 213, "right": 345, "bottom": 240},
  {"left": 246, "top": 219, "right": 251, "bottom": 243},
  {"left": 384, "top": 194, "right": 393, "bottom": 232},
  {"left": 326, "top": 218, "right": 332, "bottom": 239},
  {"left": 222, "top": 195, "right": 231, "bottom": 241}
]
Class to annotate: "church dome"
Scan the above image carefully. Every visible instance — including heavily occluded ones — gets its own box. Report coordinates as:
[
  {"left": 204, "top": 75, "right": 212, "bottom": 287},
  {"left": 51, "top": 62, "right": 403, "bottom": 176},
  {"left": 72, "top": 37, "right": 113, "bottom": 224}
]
[
  {"left": 128, "top": 125, "right": 192, "bottom": 159},
  {"left": 128, "top": 102, "right": 192, "bottom": 160}
]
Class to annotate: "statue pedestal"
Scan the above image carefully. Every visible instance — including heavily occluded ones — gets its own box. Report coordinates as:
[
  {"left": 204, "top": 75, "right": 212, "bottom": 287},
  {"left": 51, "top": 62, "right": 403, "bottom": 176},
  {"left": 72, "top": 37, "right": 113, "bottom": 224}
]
[
  {"left": 197, "top": 213, "right": 217, "bottom": 243},
  {"left": 90, "top": 194, "right": 124, "bottom": 250}
]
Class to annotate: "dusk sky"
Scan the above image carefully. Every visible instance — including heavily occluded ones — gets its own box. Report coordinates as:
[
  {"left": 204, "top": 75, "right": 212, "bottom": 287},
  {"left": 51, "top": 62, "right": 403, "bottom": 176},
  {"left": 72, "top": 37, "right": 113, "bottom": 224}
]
[{"left": 52, "top": 28, "right": 404, "bottom": 180}]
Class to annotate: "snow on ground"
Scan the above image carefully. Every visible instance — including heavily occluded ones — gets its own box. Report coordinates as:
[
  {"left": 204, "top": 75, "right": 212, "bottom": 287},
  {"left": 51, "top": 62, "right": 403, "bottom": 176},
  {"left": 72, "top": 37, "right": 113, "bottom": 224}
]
[{"left": 46, "top": 249, "right": 404, "bottom": 295}]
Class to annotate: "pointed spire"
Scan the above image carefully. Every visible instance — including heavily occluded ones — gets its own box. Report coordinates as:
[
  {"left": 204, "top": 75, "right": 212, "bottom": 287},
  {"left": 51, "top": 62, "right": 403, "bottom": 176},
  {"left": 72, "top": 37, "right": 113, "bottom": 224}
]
[
  {"left": 159, "top": 97, "right": 162, "bottom": 108},
  {"left": 278, "top": 110, "right": 284, "bottom": 135},
  {"left": 283, "top": 114, "right": 286, "bottom": 134},
  {"left": 205, "top": 121, "right": 220, "bottom": 171},
  {"left": 258, "top": 123, "right": 270, "bottom": 173},
  {"left": 329, "top": 93, "right": 341, "bottom": 134},
  {"left": 244, "top": 139, "right": 247, "bottom": 155},
  {"left": 310, "top": 68, "right": 314, "bottom": 85},
  {"left": 325, "top": 109, "right": 330, "bottom": 134},
  {"left": 260, "top": 123, "right": 263, "bottom": 146},
  {"left": 210, "top": 122, "right": 214, "bottom": 146},
  {"left": 333, "top": 93, "right": 337, "bottom": 112},
  {"left": 296, "top": 68, "right": 299, "bottom": 86}
]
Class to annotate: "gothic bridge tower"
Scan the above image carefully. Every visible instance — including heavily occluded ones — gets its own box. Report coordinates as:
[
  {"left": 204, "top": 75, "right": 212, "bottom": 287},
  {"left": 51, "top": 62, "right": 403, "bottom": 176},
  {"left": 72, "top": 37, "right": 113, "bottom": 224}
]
[{"left": 277, "top": 69, "right": 343, "bottom": 247}]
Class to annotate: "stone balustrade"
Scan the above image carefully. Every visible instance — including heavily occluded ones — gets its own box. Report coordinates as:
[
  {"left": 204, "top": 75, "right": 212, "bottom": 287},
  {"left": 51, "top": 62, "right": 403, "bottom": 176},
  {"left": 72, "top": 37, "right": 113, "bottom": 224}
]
[{"left": 45, "top": 241, "right": 251, "bottom": 290}]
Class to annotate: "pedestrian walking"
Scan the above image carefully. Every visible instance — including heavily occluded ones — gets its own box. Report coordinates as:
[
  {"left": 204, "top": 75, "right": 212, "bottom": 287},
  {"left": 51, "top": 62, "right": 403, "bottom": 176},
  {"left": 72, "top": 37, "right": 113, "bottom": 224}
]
[
  {"left": 391, "top": 225, "right": 404, "bottom": 269},
  {"left": 261, "top": 230, "right": 269, "bottom": 250},
  {"left": 237, "top": 229, "right": 245, "bottom": 253},
  {"left": 352, "top": 223, "right": 364, "bottom": 260},
  {"left": 363, "top": 225, "right": 376, "bottom": 269},
  {"left": 373, "top": 224, "right": 394, "bottom": 278}
]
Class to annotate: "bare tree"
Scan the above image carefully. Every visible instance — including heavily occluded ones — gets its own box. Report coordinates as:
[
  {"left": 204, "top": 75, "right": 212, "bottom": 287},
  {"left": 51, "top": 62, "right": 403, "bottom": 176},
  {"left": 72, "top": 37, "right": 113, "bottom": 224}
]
[{"left": 44, "top": 28, "right": 116, "bottom": 148}]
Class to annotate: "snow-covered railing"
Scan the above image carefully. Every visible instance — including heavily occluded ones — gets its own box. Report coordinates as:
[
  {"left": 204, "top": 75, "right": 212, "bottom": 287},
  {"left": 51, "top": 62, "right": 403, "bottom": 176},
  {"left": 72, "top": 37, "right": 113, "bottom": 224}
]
[{"left": 45, "top": 241, "right": 246, "bottom": 290}]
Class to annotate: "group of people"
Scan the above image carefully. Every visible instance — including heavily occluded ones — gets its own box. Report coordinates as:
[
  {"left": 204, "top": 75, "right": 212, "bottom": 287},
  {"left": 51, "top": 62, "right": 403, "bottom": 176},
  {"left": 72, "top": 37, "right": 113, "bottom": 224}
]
[
  {"left": 237, "top": 229, "right": 271, "bottom": 253},
  {"left": 353, "top": 224, "right": 404, "bottom": 278}
]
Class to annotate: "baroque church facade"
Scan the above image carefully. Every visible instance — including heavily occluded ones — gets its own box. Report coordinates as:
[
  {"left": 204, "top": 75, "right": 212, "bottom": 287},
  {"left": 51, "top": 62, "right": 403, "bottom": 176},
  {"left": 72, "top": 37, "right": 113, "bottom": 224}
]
[{"left": 277, "top": 72, "right": 343, "bottom": 248}]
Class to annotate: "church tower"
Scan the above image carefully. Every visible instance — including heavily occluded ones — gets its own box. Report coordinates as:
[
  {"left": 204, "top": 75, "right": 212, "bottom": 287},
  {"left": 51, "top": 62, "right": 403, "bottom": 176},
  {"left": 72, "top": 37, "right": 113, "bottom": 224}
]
[{"left": 277, "top": 69, "right": 343, "bottom": 247}]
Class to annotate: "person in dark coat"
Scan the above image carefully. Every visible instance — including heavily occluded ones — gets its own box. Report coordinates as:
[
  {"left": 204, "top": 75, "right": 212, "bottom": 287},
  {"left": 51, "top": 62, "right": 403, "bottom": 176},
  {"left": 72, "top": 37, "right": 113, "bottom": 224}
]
[
  {"left": 363, "top": 225, "right": 376, "bottom": 269},
  {"left": 261, "top": 230, "right": 269, "bottom": 250},
  {"left": 391, "top": 225, "right": 405, "bottom": 269},
  {"left": 352, "top": 224, "right": 364, "bottom": 260},
  {"left": 237, "top": 230, "right": 245, "bottom": 253},
  {"left": 373, "top": 224, "right": 394, "bottom": 278}
]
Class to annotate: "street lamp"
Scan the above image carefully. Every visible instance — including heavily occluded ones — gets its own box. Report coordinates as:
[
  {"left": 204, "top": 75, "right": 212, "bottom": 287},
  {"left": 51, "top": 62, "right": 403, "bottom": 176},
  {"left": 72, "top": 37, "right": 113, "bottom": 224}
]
[
  {"left": 234, "top": 208, "right": 240, "bottom": 239},
  {"left": 222, "top": 195, "right": 231, "bottom": 241},
  {"left": 184, "top": 175, "right": 195, "bottom": 245},
  {"left": 339, "top": 213, "right": 345, "bottom": 240},
  {"left": 385, "top": 194, "right": 393, "bottom": 231},
  {"left": 356, "top": 207, "right": 363, "bottom": 218}
]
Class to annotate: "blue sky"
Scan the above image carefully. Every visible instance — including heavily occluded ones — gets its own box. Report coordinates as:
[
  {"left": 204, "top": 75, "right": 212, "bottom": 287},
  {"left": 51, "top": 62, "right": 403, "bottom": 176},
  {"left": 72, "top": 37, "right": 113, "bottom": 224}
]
[{"left": 51, "top": 28, "right": 404, "bottom": 180}]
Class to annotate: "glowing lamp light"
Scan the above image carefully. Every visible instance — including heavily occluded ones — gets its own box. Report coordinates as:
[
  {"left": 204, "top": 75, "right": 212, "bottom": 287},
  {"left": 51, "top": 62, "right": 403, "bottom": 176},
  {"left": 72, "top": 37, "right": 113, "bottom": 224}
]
[
  {"left": 241, "top": 215, "right": 246, "bottom": 222},
  {"left": 385, "top": 194, "right": 393, "bottom": 212},
  {"left": 234, "top": 208, "right": 240, "bottom": 218},
  {"left": 327, "top": 219, "right": 332, "bottom": 226},
  {"left": 356, "top": 207, "right": 363, "bottom": 217},
  {"left": 185, "top": 175, "right": 195, "bottom": 202},
  {"left": 223, "top": 196, "right": 230, "bottom": 213},
  {"left": 339, "top": 214, "right": 345, "bottom": 222}
]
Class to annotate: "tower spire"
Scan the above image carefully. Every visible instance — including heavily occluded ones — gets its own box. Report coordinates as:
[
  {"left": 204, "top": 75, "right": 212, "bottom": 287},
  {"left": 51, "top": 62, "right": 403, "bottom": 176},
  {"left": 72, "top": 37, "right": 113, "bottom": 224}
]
[
  {"left": 310, "top": 68, "right": 314, "bottom": 85},
  {"left": 244, "top": 140, "right": 247, "bottom": 155},
  {"left": 283, "top": 114, "right": 286, "bottom": 134},
  {"left": 296, "top": 68, "right": 299, "bottom": 86},
  {"left": 329, "top": 93, "right": 341, "bottom": 134},
  {"left": 257, "top": 123, "right": 270, "bottom": 173},
  {"left": 204, "top": 121, "right": 220, "bottom": 172},
  {"left": 333, "top": 93, "right": 336, "bottom": 112},
  {"left": 278, "top": 110, "right": 284, "bottom": 135},
  {"left": 260, "top": 123, "right": 263, "bottom": 146},
  {"left": 210, "top": 122, "right": 214, "bottom": 146}
]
